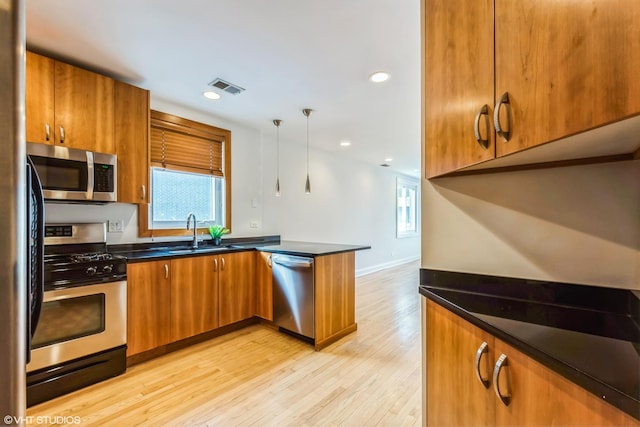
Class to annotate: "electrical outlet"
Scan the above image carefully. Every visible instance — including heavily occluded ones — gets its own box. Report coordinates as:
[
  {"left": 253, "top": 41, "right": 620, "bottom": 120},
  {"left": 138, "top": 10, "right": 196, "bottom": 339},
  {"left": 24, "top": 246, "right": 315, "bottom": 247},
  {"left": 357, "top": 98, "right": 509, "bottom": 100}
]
[
  {"left": 250, "top": 221, "right": 260, "bottom": 228},
  {"left": 108, "top": 219, "right": 124, "bottom": 233}
]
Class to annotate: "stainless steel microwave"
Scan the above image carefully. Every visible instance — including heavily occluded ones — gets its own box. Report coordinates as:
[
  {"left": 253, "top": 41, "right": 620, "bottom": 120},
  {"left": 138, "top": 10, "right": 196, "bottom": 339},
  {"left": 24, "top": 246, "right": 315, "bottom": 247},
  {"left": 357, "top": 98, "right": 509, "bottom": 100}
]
[{"left": 27, "top": 143, "right": 117, "bottom": 203}]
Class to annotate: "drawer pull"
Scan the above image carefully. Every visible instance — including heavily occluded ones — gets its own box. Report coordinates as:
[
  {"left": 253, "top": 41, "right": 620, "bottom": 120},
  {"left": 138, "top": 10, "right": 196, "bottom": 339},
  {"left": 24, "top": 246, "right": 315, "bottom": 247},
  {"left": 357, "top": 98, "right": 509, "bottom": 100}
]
[
  {"left": 493, "top": 92, "right": 512, "bottom": 142},
  {"left": 473, "top": 104, "right": 490, "bottom": 149},
  {"left": 493, "top": 353, "right": 511, "bottom": 406},
  {"left": 221, "top": 257, "right": 226, "bottom": 271},
  {"left": 474, "top": 341, "right": 490, "bottom": 388},
  {"left": 141, "top": 185, "right": 146, "bottom": 201},
  {"left": 163, "top": 264, "right": 169, "bottom": 279},
  {"left": 214, "top": 258, "right": 218, "bottom": 272}
]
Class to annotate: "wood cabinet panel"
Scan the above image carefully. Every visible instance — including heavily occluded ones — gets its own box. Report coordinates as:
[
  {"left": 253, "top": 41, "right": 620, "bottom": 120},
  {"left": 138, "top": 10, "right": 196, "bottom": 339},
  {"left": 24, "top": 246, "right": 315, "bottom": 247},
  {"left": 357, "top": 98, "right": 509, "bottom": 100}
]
[
  {"left": 314, "top": 252, "right": 356, "bottom": 346},
  {"left": 170, "top": 256, "right": 218, "bottom": 341},
  {"left": 424, "top": 299, "right": 640, "bottom": 426},
  {"left": 53, "top": 61, "right": 115, "bottom": 153},
  {"left": 25, "top": 51, "right": 116, "bottom": 153},
  {"left": 25, "top": 52, "right": 55, "bottom": 145},
  {"left": 219, "top": 252, "right": 255, "bottom": 327},
  {"left": 254, "top": 251, "right": 273, "bottom": 321},
  {"left": 495, "top": 0, "right": 640, "bottom": 157},
  {"left": 493, "top": 339, "right": 639, "bottom": 427},
  {"left": 115, "top": 81, "right": 149, "bottom": 203},
  {"left": 425, "top": 299, "right": 495, "bottom": 426},
  {"left": 126, "top": 261, "right": 171, "bottom": 357},
  {"left": 424, "top": 0, "right": 495, "bottom": 178}
]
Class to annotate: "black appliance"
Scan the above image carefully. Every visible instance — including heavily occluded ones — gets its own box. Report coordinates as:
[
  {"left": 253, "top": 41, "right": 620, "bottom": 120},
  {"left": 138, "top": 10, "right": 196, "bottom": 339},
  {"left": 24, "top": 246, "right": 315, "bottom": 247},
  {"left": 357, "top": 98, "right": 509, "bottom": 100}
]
[{"left": 26, "top": 156, "right": 45, "bottom": 364}]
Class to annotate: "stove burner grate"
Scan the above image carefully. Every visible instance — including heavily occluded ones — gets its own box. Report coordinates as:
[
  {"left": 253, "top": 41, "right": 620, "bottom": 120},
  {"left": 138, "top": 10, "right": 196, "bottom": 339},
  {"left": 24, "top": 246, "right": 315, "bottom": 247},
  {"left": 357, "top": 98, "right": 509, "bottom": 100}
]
[{"left": 70, "top": 252, "right": 114, "bottom": 263}]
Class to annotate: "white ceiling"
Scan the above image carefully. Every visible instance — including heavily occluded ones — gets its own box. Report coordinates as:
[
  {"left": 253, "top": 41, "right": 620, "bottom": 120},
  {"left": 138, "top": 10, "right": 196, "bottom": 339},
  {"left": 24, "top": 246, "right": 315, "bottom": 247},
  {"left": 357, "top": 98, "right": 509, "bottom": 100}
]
[{"left": 25, "top": 0, "right": 422, "bottom": 177}]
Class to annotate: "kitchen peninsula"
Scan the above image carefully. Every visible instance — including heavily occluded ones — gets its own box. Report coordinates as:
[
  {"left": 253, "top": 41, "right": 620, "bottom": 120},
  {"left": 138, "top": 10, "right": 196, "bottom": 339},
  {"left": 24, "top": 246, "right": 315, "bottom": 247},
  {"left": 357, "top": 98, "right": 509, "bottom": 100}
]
[{"left": 112, "top": 237, "right": 370, "bottom": 363}]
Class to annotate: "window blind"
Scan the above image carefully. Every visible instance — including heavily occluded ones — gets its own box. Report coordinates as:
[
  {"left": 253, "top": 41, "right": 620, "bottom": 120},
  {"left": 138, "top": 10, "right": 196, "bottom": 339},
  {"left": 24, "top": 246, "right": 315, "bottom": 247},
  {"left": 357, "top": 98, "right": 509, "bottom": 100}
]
[{"left": 150, "top": 111, "right": 225, "bottom": 177}]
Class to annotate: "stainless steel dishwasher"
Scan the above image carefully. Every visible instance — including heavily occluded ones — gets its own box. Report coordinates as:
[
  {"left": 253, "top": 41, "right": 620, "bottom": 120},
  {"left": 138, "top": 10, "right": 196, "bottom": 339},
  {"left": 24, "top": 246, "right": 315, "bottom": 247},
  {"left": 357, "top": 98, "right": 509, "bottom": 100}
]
[{"left": 272, "top": 254, "right": 315, "bottom": 340}]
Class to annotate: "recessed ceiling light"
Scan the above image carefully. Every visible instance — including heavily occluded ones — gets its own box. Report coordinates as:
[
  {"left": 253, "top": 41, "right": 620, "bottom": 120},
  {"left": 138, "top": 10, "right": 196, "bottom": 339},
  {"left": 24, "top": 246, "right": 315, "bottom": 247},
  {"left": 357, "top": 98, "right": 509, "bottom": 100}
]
[
  {"left": 369, "top": 71, "right": 390, "bottom": 83},
  {"left": 384, "top": 157, "right": 393, "bottom": 162},
  {"left": 203, "top": 91, "right": 221, "bottom": 100},
  {"left": 340, "top": 140, "right": 351, "bottom": 147}
]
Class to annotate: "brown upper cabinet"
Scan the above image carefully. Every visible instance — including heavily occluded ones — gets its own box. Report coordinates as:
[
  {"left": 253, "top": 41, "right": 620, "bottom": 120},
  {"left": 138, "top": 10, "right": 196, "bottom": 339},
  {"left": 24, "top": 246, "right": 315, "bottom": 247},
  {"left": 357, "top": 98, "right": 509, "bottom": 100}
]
[
  {"left": 424, "top": 0, "right": 640, "bottom": 178},
  {"left": 115, "top": 81, "right": 150, "bottom": 204},
  {"left": 26, "top": 51, "right": 115, "bottom": 154}
]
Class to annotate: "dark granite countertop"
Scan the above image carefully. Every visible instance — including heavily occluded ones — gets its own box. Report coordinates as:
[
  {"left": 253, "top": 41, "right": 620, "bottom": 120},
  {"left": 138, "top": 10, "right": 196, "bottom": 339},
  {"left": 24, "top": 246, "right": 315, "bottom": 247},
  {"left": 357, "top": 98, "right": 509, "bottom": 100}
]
[
  {"left": 109, "top": 235, "right": 280, "bottom": 262},
  {"left": 256, "top": 241, "right": 370, "bottom": 257},
  {"left": 419, "top": 269, "right": 640, "bottom": 421},
  {"left": 109, "top": 236, "right": 370, "bottom": 262}
]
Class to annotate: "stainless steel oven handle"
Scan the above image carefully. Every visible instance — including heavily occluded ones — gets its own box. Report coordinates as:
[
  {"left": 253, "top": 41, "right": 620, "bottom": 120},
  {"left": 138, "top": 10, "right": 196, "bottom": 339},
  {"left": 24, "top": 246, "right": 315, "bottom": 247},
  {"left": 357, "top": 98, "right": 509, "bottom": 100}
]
[{"left": 86, "top": 150, "right": 94, "bottom": 200}]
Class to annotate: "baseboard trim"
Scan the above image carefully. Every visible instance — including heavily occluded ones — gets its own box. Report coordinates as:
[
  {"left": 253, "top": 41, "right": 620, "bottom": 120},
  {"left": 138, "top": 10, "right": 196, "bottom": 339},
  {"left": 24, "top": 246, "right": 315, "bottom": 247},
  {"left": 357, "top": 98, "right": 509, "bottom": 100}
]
[{"left": 355, "top": 255, "right": 420, "bottom": 277}]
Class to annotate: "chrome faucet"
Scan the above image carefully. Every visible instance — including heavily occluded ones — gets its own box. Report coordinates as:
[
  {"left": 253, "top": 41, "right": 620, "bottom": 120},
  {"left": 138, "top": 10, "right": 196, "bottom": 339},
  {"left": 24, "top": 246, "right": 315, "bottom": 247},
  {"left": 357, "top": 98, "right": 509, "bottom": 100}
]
[{"left": 186, "top": 212, "right": 198, "bottom": 249}]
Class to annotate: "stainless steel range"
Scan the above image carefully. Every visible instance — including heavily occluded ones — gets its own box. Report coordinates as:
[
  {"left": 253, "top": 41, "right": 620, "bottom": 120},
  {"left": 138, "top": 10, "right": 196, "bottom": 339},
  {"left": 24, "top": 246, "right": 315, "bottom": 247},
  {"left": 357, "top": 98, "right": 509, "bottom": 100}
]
[{"left": 27, "top": 223, "right": 127, "bottom": 407}]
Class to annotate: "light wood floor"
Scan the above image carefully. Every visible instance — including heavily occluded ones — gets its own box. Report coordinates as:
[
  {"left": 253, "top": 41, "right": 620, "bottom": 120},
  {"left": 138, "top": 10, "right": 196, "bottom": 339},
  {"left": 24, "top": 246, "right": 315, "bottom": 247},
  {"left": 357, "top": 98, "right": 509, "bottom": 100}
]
[{"left": 27, "top": 261, "right": 422, "bottom": 426}]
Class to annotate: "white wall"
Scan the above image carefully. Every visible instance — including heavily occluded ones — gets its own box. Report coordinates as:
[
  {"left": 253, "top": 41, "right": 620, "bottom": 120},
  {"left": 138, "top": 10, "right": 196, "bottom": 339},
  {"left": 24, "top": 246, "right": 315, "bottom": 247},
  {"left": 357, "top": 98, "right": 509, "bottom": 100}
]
[
  {"left": 45, "top": 98, "right": 420, "bottom": 275},
  {"left": 260, "top": 133, "right": 420, "bottom": 275},
  {"left": 421, "top": 160, "right": 640, "bottom": 290}
]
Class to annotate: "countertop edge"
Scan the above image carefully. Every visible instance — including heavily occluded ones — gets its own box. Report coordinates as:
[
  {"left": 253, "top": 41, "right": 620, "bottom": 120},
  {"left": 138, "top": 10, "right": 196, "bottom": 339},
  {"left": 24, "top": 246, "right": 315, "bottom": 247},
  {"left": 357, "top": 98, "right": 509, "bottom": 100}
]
[
  {"left": 256, "top": 245, "right": 371, "bottom": 257},
  {"left": 419, "top": 285, "right": 640, "bottom": 421}
]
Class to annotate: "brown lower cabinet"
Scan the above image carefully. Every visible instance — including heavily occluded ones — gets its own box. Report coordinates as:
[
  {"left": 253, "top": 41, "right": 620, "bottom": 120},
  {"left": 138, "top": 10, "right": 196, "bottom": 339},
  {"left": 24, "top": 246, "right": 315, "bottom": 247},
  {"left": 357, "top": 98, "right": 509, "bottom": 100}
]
[
  {"left": 254, "top": 251, "right": 273, "bottom": 321},
  {"left": 423, "top": 299, "right": 639, "bottom": 426},
  {"left": 218, "top": 251, "right": 255, "bottom": 327},
  {"left": 126, "top": 260, "right": 171, "bottom": 356},
  {"left": 170, "top": 255, "right": 219, "bottom": 341},
  {"left": 127, "top": 252, "right": 253, "bottom": 357}
]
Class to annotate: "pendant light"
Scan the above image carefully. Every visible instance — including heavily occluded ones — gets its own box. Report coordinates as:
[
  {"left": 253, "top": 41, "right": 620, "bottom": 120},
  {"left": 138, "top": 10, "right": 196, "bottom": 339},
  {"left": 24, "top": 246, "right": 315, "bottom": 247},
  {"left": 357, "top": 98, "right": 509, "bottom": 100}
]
[
  {"left": 303, "top": 108, "right": 313, "bottom": 194},
  {"left": 273, "top": 119, "right": 282, "bottom": 196}
]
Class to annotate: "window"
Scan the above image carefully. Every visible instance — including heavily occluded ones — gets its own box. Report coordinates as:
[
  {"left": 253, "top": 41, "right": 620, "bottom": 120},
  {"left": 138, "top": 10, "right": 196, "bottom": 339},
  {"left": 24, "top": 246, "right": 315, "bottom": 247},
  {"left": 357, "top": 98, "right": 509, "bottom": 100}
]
[
  {"left": 397, "top": 177, "right": 419, "bottom": 238},
  {"left": 138, "top": 111, "right": 231, "bottom": 238},
  {"left": 150, "top": 168, "right": 224, "bottom": 229}
]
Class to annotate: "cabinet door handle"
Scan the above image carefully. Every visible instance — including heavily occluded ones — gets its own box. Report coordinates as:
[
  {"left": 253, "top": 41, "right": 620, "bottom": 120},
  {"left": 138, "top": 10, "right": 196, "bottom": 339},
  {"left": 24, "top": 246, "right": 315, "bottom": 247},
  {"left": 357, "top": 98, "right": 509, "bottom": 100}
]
[
  {"left": 267, "top": 255, "right": 272, "bottom": 268},
  {"left": 141, "top": 185, "right": 146, "bottom": 201},
  {"left": 163, "top": 264, "right": 169, "bottom": 280},
  {"left": 473, "top": 104, "right": 490, "bottom": 149},
  {"left": 493, "top": 353, "right": 511, "bottom": 406},
  {"left": 59, "top": 126, "right": 65, "bottom": 144},
  {"left": 221, "top": 257, "right": 225, "bottom": 271},
  {"left": 493, "top": 92, "right": 512, "bottom": 142},
  {"left": 213, "top": 258, "right": 218, "bottom": 272},
  {"left": 45, "top": 123, "right": 51, "bottom": 141},
  {"left": 474, "top": 341, "right": 490, "bottom": 389}
]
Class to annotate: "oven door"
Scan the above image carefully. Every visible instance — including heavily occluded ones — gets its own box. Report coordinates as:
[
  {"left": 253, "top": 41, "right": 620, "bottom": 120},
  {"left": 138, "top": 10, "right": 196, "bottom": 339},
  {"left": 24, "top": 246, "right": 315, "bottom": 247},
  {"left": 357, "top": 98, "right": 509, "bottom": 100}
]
[{"left": 27, "top": 281, "right": 127, "bottom": 373}]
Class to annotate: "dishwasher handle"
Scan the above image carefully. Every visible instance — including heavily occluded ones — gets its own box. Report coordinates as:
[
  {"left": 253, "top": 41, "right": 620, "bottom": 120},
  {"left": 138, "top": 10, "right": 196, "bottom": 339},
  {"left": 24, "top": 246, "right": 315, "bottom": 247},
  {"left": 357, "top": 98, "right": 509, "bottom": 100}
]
[{"left": 272, "top": 257, "right": 313, "bottom": 268}]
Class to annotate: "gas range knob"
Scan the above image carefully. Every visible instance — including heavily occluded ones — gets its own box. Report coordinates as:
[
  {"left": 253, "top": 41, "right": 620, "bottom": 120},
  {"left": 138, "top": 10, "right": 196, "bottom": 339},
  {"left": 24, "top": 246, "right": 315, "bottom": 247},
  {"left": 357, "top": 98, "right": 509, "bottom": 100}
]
[
  {"left": 86, "top": 266, "right": 97, "bottom": 276},
  {"left": 102, "top": 264, "right": 113, "bottom": 274}
]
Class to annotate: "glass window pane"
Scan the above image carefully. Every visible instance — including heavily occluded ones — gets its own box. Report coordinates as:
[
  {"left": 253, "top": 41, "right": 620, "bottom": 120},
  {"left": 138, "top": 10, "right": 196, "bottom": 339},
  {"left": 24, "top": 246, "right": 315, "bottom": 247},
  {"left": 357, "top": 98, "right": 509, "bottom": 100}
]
[
  {"left": 150, "top": 168, "right": 224, "bottom": 229},
  {"left": 396, "top": 178, "right": 419, "bottom": 238}
]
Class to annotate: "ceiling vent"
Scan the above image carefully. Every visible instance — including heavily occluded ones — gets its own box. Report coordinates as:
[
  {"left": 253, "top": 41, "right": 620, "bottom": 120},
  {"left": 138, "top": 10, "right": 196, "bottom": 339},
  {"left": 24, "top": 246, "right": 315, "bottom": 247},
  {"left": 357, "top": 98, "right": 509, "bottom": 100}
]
[{"left": 208, "top": 78, "right": 245, "bottom": 95}]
